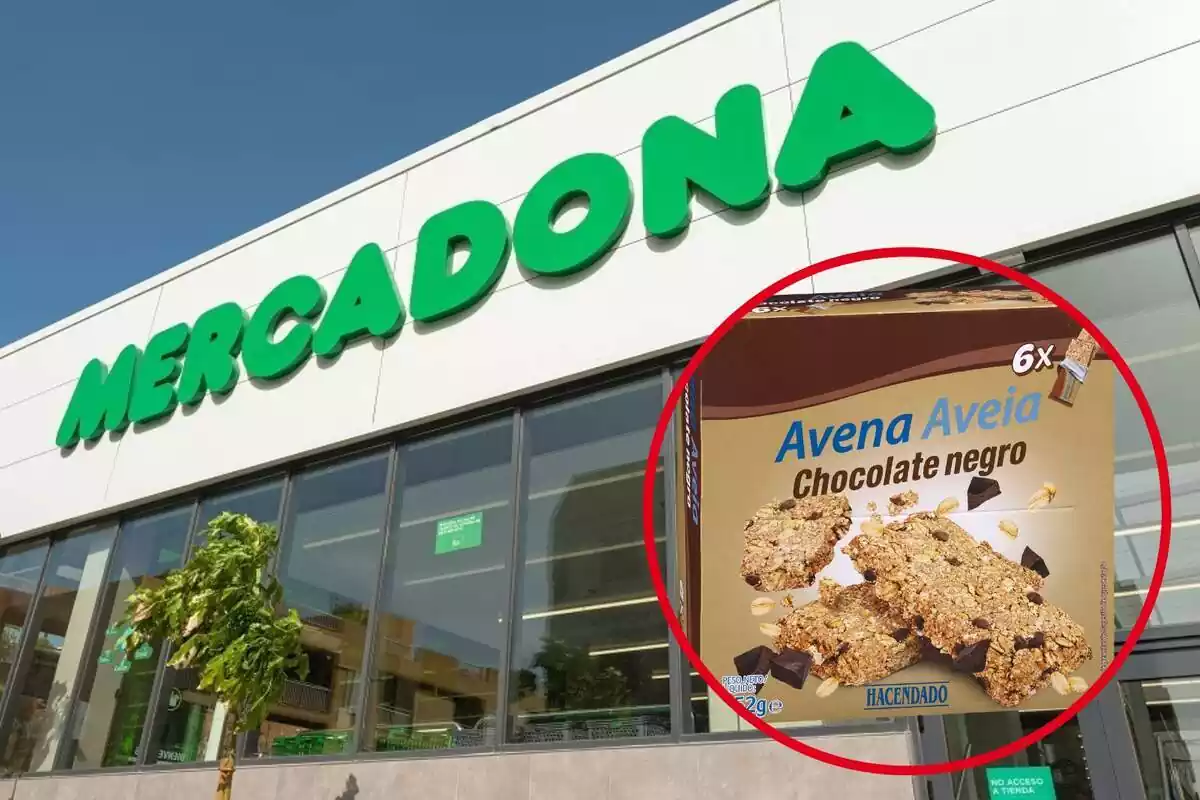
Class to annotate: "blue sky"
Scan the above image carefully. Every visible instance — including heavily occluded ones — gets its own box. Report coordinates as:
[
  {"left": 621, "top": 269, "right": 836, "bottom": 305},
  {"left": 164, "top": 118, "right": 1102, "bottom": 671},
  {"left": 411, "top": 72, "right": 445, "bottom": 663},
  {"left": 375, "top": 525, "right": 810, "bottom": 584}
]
[{"left": 0, "top": 0, "right": 731, "bottom": 347}]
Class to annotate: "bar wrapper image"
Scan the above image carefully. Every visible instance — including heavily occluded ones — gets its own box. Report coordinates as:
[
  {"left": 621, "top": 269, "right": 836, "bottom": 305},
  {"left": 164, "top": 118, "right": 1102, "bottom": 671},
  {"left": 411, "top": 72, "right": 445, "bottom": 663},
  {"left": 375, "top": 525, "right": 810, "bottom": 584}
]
[{"left": 678, "top": 289, "right": 1114, "bottom": 727}]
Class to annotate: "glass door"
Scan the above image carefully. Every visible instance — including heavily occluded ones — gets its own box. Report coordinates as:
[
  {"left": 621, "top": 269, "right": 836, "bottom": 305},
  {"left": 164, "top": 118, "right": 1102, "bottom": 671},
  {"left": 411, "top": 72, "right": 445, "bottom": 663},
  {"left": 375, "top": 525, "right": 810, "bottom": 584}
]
[
  {"left": 1119, "top": 646, "right": 1200, "bottom": 800},
  {"left": 941, "top": 710, "right": 1100, "bottom": 800}
]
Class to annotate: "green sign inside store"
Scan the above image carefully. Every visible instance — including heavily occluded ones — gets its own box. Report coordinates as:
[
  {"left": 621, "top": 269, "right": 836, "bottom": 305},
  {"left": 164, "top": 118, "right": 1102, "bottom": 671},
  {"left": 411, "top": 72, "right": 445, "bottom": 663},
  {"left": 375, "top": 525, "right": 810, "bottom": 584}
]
[
  {"left": 985, "top": 767, "right": 1056, "bottom": 800},
  {"left": 435, "top": 511, "right": 484, "bottom": 555},
  {"left": 55, "top": 42, "right": 936, "bottom": 449}
]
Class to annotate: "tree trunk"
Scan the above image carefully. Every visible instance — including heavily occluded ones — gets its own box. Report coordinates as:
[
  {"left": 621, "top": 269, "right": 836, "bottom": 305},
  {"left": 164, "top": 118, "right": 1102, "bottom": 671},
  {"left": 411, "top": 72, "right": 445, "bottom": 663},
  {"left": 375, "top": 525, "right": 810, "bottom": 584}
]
[{"left": 215, "top": 707, "right": 240, "bottom": 800}]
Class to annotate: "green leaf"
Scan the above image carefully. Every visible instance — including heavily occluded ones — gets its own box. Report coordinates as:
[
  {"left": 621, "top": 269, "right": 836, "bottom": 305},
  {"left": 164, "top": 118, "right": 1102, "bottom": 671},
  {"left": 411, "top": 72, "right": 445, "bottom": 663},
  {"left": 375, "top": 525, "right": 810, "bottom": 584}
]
[{"left": 118, "top": 511, "right": 307, "bottom": 740}]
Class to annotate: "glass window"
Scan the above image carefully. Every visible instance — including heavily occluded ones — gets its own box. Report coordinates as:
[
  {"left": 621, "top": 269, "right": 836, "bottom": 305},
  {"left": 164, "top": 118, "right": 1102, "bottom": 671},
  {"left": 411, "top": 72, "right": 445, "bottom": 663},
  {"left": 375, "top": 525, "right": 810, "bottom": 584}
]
[
  {"left": 968, "top": 234, "right": 1200, "bottom": 628},
  {"left": 1024, "top": 236, "right": 1200, "bottom": 628},
  {"left": 252, "top": 452, "right": 390, "bottom": 758},
  {"left": 944, "top": 711, "right": 1097, "bottom": 800},
  {"left": 192, "top": 478, "right": 284, "bottom": 547},
  {"left": 0, "top": 543, "right": 48, "bottom": 706},
  {"left": 507, "top": 378, "right": 671, "bottom": 743},
  {"left": 365, "top": 418, "right": 514, "bottom": 752},
  {"left": 62, "top": 506, "right": 192, "bottom": 769},
  {"left": 1123, "top": 675, "right": 1200, "bottom": 800},
  {"left": 143, "top": 480, "right": 283, "bottom": 766},
  {"left": 0, "top": 526, "right": 116, "bottom": 774}
]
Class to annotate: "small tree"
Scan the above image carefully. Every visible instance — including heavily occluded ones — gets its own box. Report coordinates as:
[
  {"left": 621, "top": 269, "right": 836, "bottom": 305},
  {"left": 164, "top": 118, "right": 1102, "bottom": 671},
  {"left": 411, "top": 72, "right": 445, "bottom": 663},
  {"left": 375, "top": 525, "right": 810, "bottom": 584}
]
[{"left": 123, "top": 513, "right": 308, "bottom": 800}]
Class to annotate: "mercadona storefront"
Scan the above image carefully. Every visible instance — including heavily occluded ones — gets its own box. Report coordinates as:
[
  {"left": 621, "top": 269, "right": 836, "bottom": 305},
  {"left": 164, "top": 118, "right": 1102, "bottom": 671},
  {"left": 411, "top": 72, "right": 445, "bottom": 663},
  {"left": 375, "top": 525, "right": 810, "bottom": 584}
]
[{"left": 1, "top": 1, "right": 1198, "bottom": 798}]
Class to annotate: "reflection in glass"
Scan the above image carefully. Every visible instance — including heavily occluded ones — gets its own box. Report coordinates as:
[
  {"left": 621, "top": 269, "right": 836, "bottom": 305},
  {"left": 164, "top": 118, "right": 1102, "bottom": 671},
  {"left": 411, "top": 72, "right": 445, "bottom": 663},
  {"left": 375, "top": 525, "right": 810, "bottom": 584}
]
[
  {"left": 143, "top": 481, "right": 284, "bottom": 765},
  {"left": 976, "top": 235, "right": 1200, "bottom": 628},
  {"left": 64, "top": 507, "right": 192, "bottom": 769},
  {"left": 1123, "top": 677, "right": 1200, "bottom": 800},
  {"left": 508, "top": 378, "right": 671, "bottom": 743},
  {"left": 0, "top": 543, "right": 48, "bottom": 706},
  {"left": 688, "top": 671, "right": 709, "bottom": 734},
  {"left": 0, "top": 527, "right": 116, "bottom": 774},
  {"left": 365, "top": 418, "right": 514, "bottom": 752},
  {"left": 945, "top": 711, "right": 1095, "bottom": 800},
  {"left": 252, "top": 453, "right": 390, "bottom": 757}
]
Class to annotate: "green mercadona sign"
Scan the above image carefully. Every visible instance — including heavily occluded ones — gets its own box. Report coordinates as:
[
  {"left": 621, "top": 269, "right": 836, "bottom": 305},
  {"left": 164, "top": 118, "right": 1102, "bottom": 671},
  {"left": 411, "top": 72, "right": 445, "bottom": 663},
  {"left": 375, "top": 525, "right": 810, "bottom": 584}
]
[{"left": 55, "top": 42, "right": 936, "bottom": 449}]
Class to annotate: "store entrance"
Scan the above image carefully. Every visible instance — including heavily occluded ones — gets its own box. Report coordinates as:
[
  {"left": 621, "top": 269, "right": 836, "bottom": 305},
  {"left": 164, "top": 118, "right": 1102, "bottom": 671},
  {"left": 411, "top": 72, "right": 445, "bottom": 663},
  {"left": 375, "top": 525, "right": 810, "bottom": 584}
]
[
  {"left": 941, "top": 710, "right": 1098, "bottom": 800},
  {"left": 923, "top": 655, "right": 1170, "bottom": 800},
  {"left": 1118, "top": 646, "right": 1200, "bottom": 800}
]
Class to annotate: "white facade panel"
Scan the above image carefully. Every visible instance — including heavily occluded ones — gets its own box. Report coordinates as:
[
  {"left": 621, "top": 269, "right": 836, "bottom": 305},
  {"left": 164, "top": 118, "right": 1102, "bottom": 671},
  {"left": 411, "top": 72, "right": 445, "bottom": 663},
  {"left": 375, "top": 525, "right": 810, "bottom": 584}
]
[
  {"left": 805, "top": 41, "right": 1200, "bottom": 290},
  {"left": 0, "top": 382, "right": 78, "bottom": 469},
  {"left": 0, "top": 287, "right": 161, "bottom": 411},
  {"left": 854, "top": 0, "right": 1200, "bottom": 135},
  {"left": 150, "top": 174, "right": 407, "bottom": 335},
  {"left": 394, "top": 3, "right": 789, "bottom": 244},
  {"left": 778, "top": 0, "right": 986, "bottom": 81},
  {"left": 1, "top": 0, "right": 1198, "bottom": 539},
  {"left": 0, "top": 444, "right": 115, "bottom": 537}
]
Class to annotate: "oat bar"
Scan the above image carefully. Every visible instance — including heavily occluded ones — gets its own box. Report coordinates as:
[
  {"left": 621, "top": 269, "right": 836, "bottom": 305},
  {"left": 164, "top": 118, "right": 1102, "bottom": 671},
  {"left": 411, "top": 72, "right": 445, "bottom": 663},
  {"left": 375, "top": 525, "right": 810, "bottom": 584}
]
[
  {"left": 773, "top": 579, "right": 921, "bottom": 686},
  {"left": 907, "top": 289, "right": 1047, "bottom": 306},
  {"left": 1064, "top": 329, "right": 1098, "bottom": 368},
  {"left": 844, "top": 513, "right": 1092, "bottom": 707},
  {"left": 740, "top": 495, "right": 851, "bottom": 591}
]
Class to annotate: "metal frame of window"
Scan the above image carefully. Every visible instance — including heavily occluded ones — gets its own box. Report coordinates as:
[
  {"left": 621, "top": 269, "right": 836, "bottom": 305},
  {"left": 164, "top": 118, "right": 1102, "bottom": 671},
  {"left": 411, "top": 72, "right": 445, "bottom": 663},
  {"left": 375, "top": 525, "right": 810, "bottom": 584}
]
[
  {"left": 495, "top": 408, "right": 525, "bottom": 749},
  {"left": 8, "top": 206, "right": 1200, "bottom": 786},
  {"left": 0, "top": 537, "right": 54, "bottom": 777},
  {"left": 350, "top": 443, "right": 402, "bottom": 756},
  {"left": 662, "top": 367, "right": 689, "bottom": 736},
  {"left": 44, "top": 499, "right": 203, "bottom": 772},
  {"left": 0, "top": 522, "right": 121, "bottom": 777},
  {"left": 132, "top": 498, "right": 204, "bottom": 768}
]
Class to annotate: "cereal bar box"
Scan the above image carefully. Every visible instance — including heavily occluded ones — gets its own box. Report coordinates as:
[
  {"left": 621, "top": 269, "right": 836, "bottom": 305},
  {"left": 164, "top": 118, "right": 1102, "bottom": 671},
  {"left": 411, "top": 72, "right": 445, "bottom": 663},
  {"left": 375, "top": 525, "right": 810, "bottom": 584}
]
[{"left": 677, "top": 288, "right": 1115, "bottom": 727}]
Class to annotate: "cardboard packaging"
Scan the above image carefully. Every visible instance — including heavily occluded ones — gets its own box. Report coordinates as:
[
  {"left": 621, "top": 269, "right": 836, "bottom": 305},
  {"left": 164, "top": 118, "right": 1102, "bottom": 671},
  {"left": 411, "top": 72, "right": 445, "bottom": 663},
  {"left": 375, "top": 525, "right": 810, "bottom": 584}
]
[{"left": 677, "top": 288, "right": 1114, "bottom": 726}]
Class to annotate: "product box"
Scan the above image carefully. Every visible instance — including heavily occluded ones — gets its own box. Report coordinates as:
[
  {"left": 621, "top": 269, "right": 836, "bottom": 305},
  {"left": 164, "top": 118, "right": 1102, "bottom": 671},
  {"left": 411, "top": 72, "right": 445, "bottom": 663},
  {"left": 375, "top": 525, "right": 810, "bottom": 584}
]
[{"left": 677, "top": 288, "right": 1114, "bottom": 725}]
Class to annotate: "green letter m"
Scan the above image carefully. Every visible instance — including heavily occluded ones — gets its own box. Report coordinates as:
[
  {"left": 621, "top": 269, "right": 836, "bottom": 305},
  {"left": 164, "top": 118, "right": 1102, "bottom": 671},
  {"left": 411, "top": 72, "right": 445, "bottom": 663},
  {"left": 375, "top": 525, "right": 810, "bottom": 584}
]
[{"left": 56, "top": 344, "right": 141, "bottom": 449}]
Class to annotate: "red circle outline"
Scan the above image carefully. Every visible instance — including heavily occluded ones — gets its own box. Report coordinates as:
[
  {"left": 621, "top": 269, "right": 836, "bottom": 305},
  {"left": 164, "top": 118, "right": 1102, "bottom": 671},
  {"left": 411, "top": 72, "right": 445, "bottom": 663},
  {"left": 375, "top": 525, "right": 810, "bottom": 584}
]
[{"left": 641, "top": 246, "right": 1170, "bottom": 776}]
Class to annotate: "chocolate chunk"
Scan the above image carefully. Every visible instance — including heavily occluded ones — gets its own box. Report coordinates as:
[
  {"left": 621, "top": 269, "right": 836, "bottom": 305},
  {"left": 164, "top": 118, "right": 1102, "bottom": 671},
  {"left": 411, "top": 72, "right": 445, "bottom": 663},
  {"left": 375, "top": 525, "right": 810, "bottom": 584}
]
[
  {"left": 1021, "top": 546, "right": 1050, "bottom": 578},
  {"left": 745, "top": 574, "right": 762, "bottom": 588},
  {"left": 863, "top": 569, "right": 877, "bottom": 582},
  {"left": 734, "top": 645, "right": 774, "bottom": 686},
  {"left": 918, "top": 637, "right": 953, "bottom": 668},
  {"left": 932, "top": 529, "right": 949, "bottom": 542},
  {"left": 972, "top": 618, "right": 991, "bottom": 630},
  {"left": 891, "top": 628, "right": 910, "bottom": 641},
  {"left": 769, "top": 648, "right": 813, "bottom": 690},
  {"left": 836, "top": 642, "right": 850, "bottom": 656},
  {"left": 913, "top": 615, "right": 924, "bottom": 631},
  {"left": 778, "top": 498, "right": 797, "bottom": 510},
  {"left": 946, "top": 556, "right": 962, "bottom": 567},
  {"left": 1015, "top": 632, "right": 1046, "bottom": 651},
  {"left": 967, "top": 476, "right": 1001, "bottom": 510},
  {"left": 952, "top": 640, "right": 991, "bottom": 674},
  {"left": 1027, "top": 592, "right": 1044, "bottom": 605}
]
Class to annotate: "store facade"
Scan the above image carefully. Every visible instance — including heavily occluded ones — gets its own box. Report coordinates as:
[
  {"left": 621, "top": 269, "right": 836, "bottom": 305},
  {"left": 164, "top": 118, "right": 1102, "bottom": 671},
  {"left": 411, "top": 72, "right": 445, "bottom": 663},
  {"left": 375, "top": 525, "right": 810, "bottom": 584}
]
[{"left": 1, "top": 0, "right": 1199, "bottom": 798}]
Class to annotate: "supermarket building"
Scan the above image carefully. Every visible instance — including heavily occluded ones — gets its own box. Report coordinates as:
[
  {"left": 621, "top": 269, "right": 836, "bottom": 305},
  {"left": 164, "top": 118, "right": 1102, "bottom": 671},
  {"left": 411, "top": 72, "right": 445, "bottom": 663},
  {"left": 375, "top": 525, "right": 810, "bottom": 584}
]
[{"left": 1, "top": 1, "right": 1199, "bottom": 798}]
